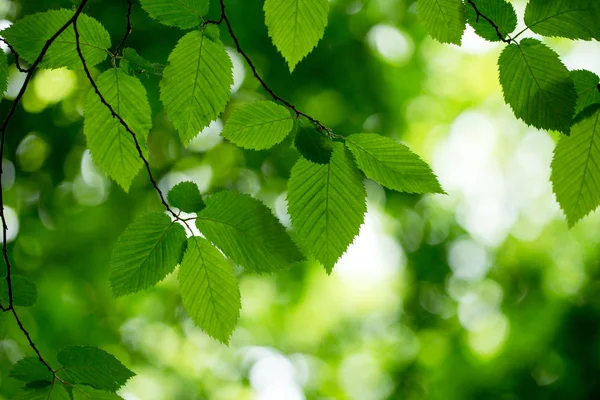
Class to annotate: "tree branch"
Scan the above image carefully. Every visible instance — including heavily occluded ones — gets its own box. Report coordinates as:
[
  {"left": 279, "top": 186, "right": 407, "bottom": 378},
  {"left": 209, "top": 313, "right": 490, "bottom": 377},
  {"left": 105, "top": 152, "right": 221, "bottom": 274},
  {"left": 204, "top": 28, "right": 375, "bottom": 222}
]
[
  {"left": 114, "top": 0, "right": 133, "bottom": 55},
  {"left": 466, "top": 0, "right": 514, "bottom": 44}
]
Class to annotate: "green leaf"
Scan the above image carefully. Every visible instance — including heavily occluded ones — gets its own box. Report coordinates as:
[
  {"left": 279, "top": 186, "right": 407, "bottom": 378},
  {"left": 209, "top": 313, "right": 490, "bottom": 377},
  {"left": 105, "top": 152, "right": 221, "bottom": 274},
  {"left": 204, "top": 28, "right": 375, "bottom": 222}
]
[
  {"left": 83, "top": 68, "right": 152, "bottom": 192},
  {"left": 498, "top": 38, "right": 576, "bottom": 135},
  {"left": 551, "top": 105, "right": 600, "bottom": 227},
  {"left": 140, "top": 0, "right": 209, "bottom": 29},
  {"left": 167, "top": 181, "right": 205, "bottom": 213},
  {"left": 13, "top": 383, "right": 70, "bottom": 400},
  {"left": 196, "top": 191, "right": 305, "bottom": 273},
  {"left": 160, "top": 29, "right": 233, "bottom": 145},
  {"left": 1, "top": 10, "right": 111, "bottom": 69},
  {"left": 10, "top": 357, "right": 52, "bottom": 383},
  {"left": 221, "top": 101, "right": 294, "bottom": 150},
  {"left": 122, "top": 48, "right": 163, "bottom": 75},
  {"left": 294, "top": 126, "right": 334, "bottom": 165},
  {"left": 264, "top": 0, "right": 329, "bottom": 72},
  {"left": 345, "top": 133, "right": 444, "bottom": 194},
  {"left": 466, "top": 0, "right": 517, "bottom": 42},
  {"left": 57, "top": 346, "right": 134, "bottom": 392},
  {"left": 524, "top": 0, "right": 600, "bottom": 41},
  {"left": 109, "top": 213, "right": 187, "bottom": 297},
  {"left": 417, "top": 0, "right": 466, "bottom": 45},
  {"left": 179, "top": 237, "right": 241, "bottom": 344},
  {"left": 72, "top": 385, "right": 124, "bottom": 400},
  {"left": 287, "top": 143, "right": 366, "bottom": 273},
  {"left": 0, "top": 50, "right": 8, "bottom": 97},
  {"left": 571, "top": 70, "right": 600, "bottom": 116},
  {"left": 0, "top": 275, "right": 37, "bottom": 307}
]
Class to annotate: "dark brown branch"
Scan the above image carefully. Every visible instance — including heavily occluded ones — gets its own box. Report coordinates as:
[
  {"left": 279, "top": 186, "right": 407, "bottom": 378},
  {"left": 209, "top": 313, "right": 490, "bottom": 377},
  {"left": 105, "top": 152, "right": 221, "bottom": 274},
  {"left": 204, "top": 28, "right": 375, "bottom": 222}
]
[
  {"left": 466, "top": 0, "right": 513, "bottom": 44},
  {"left": 114, "top": 0, "right": 133, "bottom": 55}
]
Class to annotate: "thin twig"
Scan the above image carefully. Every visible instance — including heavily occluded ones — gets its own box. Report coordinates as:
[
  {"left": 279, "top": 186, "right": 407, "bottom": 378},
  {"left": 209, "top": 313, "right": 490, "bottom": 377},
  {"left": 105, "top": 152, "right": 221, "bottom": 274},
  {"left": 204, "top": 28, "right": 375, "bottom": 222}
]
[
  {"left": 467, "top": 0, "right": 513, "bottom": 44},
  {"left": 114, "top": 0, "right": 133, "bottom": 55},
  {"left": 0, "top": 38, "right": 30, "bottom": 72}
]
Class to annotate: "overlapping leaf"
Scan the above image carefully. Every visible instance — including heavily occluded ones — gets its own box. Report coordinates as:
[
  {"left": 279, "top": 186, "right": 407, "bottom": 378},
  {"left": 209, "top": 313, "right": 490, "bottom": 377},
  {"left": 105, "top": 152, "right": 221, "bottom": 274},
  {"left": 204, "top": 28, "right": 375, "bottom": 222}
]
[
  {"left": 345, "top": 133, "right": 444, "bottom": 194},
  {"left": 196, "top": 191, "right": 305, "bottom": 273},
  {"left": 179, "top": 237, "right": 240, "bottom": 343},
  {"left": 524, "top": 0, "right": 600, "bottom": 41},
  {"left": 140, "top": 0, "right": 209, "bottom": 29},
  {"left": 0, "top": 50, "right": 7, "bottom": 97},
  {"left": 0, "top": 275, "right": 37, "bottom": 307},
  {"left": 417, "top": 0, "right": 466, "bottom": 45},
  {"left": 72, "top": 386, "right": 124, "bottom": 400},
  {"left": 498, "top": 38, "right": 576, "bottom": 135},
  {"left": 10, "top": 357, "right": 52, "bottom": 383},
  {"left": 109, "top": 213, "right": 186, "bottom": 296},
  {"left": 13, "top": 383, "right": 70, "bottom": 400},
  {"left": 466, "top": 0, "right": 517, "bottom": 42},
  {"left": 1, "top": 10, "right": 111, "bottom": 69},
  {"left": 264, "top": 0, "right": 329, "bottom": 72},
  {"left": 84, "top": 68, "right": 152, "bottom": 191},
  {"left": 551, "top": 105, "right": 600, "bottom": 227},
  {"left": 160, "top": 27, "right": 233, "bottom": 145},
  {"left": 221, "top": 101, "right": 294, "bottom": 150},
  {"left": 288, "top": 143, "right": 366, "bottom": 272},
  {"left": 571, "top": 70, "right": 600, "bottom": 116},
  {"left": 168, "top": 181, "right": 205, "bottom": 213}
]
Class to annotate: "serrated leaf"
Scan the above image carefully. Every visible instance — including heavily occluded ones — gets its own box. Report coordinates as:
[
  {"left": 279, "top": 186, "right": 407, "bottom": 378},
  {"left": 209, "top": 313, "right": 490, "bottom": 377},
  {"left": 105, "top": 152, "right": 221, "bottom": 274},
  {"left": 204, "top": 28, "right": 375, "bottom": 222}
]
[
  {"left": 294, "top": 126, "right": 334, "bottom": 164},
  {"left": 72, "top": 385, "right": 124, "bottom": 400},
  {"left": 10, "top": 357, "right": 52, "bottom": 383},
  {"left": 417, "top": 0, "right": 466, "bottom": 45},
  {"left": 83, "top": 68, "right": 152, "bottom": 192},
  {"left": 12, "top": 383, "right": 70, "bottom": 400},
  {"left": 196, "top": 191, "right": 305, "bottom": 273},
  {"left": 524, "top": 0, "right": 600, "bottom": 41},
  {"left": 571, "top": 70, "right": 600, "bottom": 116},
  {"left": 140, "top": 0, "right": 209, "bottom": 29},
  {"left": 57, "top": 346, "right": 134, "bottom": 392},
  {"left": 551, "top": 105, "right": 600, "bottom": 227},
  {"left": 0, "top": 50, "right": 7, "bottom": 97},
  {"left": 264, "top": 0, "right": 329, "bottom": 72},
  {"left": 1, "top": 10, "right": 111, "bottom": 69},
  {"left": 160, "top": 29, "right": 233, "bottom": 145},
  {"left": 167, "top": 181, "right": 205, "bottom": 213},
  {"left": 221, "top": 101, "right": 294, "bottom": 150},
  {"left": 109, "top": 213, "right": 187, "bottom": 297},
  {"left": 345, "top": 133, "right": 444, "bottom": 194},
  {"left": 179, "top": 237, "right": 240, "bottom": 344},
  {"left": 466, "top": 0, "right": 517, "bottom": 42},
  {"left": 498, "top": 38, "right": 576, "bottom": 135},
  {"left": 288, "top": 143, "right": 366, "bottom": 272},
  {"left": 0, "top": 275, "right": 37, "bottom": 307}
]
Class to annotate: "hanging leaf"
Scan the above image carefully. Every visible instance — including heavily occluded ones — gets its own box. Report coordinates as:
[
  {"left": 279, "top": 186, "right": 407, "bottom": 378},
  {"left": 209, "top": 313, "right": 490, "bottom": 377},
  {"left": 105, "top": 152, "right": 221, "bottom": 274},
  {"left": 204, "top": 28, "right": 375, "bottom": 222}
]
[
  {"left": 0, "top": 50, "right": 8, "bottom": 97},
  {"left": 417, "top": 0, "right": 466, "bottom": 45},
  {"left": 168, "top": 181, "right": 205, "bottom": 213},
  {"left": 524, "top": 0, "right": 600, "bottom": 41},
  {"left": 571, "top": 70, "right": 600, "bottom": 116},
  {"left": 12, "top": 383, "right": 70, "bottom": 400},
  {"left": 294, "top": 126, "right": 334, "bottom": 165},
  {"left": 0, "top": 275, "right": 38, "bottom": 307},
  {"left": 10, "top": 357, "right": 52, "bottom": 383},
  {"left": 140, "top": 0, "right": 210, "bottom": 29},
  {"left": 466, "top": 0, "right": 517, "bottom": 42}
]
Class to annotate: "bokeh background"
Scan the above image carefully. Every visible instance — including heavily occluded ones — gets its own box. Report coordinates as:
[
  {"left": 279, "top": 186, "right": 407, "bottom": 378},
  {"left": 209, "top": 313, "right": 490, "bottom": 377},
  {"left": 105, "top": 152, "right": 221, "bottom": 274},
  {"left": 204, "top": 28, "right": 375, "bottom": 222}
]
[{"left": 1, "top": 0, "right": 600, "bottom": 399}]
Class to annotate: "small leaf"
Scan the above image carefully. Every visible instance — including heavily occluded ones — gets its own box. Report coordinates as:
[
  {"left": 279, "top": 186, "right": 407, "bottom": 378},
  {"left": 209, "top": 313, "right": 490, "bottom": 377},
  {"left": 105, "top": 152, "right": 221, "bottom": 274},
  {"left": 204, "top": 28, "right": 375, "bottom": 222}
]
[
  {"left": 12, "top": 383, "right": 70, "bottom": 400},
  {"left": 221, "top": 101, "right": 294, "bottom": 150},
  {"left": 57, "top": 346, "right": 134, "bottom": 392},
  {"left": 0, "top": 50, "right": 8, "bottom": 98},
  {"left": 498, "top": 38, "right": 576, "bottom": 135},
  {"left": 288, "top": 143, "right": 366, "bottom": 272},
  {"left": 0, "top": 275, "right": 38, "bottom": 307},
  {"left": 83, "top": 68, "right": 152, "bottom": 192},
  {"left": 72, "top": 385, "right": 125, "bottom": 400},
  {"left": 1, "top": 10, "right": 111, "bottom": 69},
  {"left": 109, "top": 213, "right": 187, "bottom": 297},
  {"left": 524, "top": 0, "right": 600, "bottom": 41},
  {"left": 571, "top": 70, "right": 600, "bottom": 116},
  {"left": 140, "top": 0, "right": 209, "bottom": 29},
  {"left": 264, "top": 0, "right": 329, "bottom": 72},
  {"left": 294, "top": 126, "right": 334, "bottom": 165},
  {"left": 160, "top": 29, "right": 233, "bottom": 145},
  {"left": 417, "top": 0, "right": 466, "bottom": 45},
  {"left": 551, "top": 105, "right": 600, "bottom": 227},
  {"left": 196, "top": 191, "right": 305, "bottom": 273},
  {"left": 122, "top": 48, "right": 162, "bottom": 75},
  {"left": 10, "top": 357, "right": 52, "bottom": 383},
  {"left": 466, "top": 0, "right": 517, "bottom": 42},
  {"left": 345, "top": 133, "right": 444, "bottom": 194},
  {"left": 167, "top": 181, "right": 205, "bottom": 213},
  {"left": 179, "top": 237, "right": 241, "bottom": 344}
]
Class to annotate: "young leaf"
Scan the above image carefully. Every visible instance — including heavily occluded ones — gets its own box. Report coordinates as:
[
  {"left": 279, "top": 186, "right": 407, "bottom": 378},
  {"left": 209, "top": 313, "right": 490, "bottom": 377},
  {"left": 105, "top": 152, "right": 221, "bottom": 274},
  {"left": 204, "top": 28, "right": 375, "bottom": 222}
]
[
  {"left": 196, "top": 191, "right": 305, "bottom": 273},
  {"left": 160, "top": 28, "right": 233, "bottom": 145},
  {"left": 498, "top": 38, "right": 576, "bottom": 135},
  {"left": 1, "top": 10, "right": 111, "bottom": 69},
  {"left": 294, "top": 126, "right": 334, "bottom": 165},
  {"left": 264, "top": 0, "right": 329, "bottom": 72},
  {"left": 140, "top": 0, "right": 209, "bottom": 29},
  {"left": 72, "top": 385, "right": 125, "bottom": 400},
  {"left": 0, "top": 275, "right": 38, "bottom": 307},
  {"left": 417, "top": 0, "right": 466, "bottom": 45},
  {"left": 0, "top": 49, "right": 8, "bottom": 97},
  {"left": 221, "top": 101, "right": 294, "bottom": 150},
  {"left": 10, "top": 357, "right": 52, "bottom": 383},
  {"left": 167, "top": 181, "right": 205, "bottom": 213},
  {"left": 122, "top": 48, "right": 162, "bottom": 75},
  {"left": 84, "top": 68, "right": 152, "bottom": 192},
  {"left": 551, "top": 105, "right": 600, "bottom": 227},
  {"left": 287, "top": 143, "right": 366, "bottom": 273},
  {"left": 179, "top": 237, "right": 241, "bottom": 344},
  {"left": 57, "top": 346, "right": 134, "bottom": 392},
  {"left": 109, "top": 213, "right": 186, "bottom": 297},
  {"left": 12, "top": 383, "right": 70, "bottom": 400},
  {"left": 571, "top": 70, "right": 600, "bottom": 116},
  {"left": 466, "top": 0, "right": 517, "bottom": 42},
  {"left": 345, "top": 133, "right": 444, "bottom": 194},
  {"left": 524, "top": 0, "right": 600, "bottom": 41}
]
